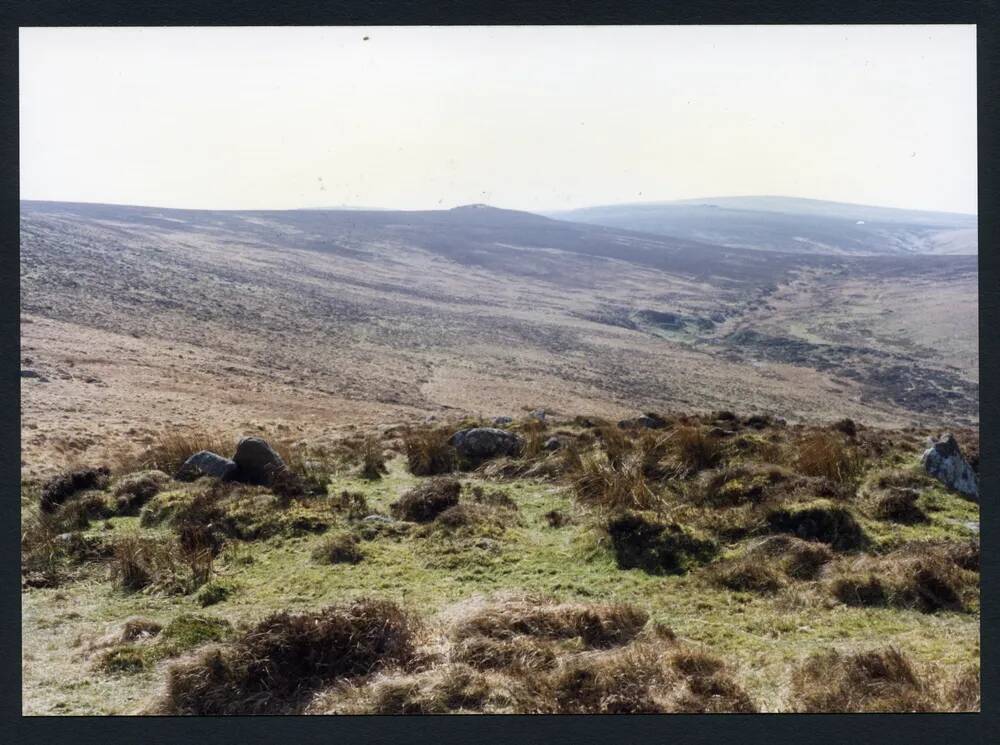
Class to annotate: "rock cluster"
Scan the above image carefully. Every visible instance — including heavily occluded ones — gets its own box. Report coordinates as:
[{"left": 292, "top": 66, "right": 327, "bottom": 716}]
[{"left": 176, "top": 437, "right": 286, "bottom": 486}]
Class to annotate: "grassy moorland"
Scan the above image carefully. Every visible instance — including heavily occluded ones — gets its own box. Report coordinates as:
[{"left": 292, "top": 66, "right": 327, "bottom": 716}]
[{"left": 21, "top": 412, "right": 979, "bottom": 715}]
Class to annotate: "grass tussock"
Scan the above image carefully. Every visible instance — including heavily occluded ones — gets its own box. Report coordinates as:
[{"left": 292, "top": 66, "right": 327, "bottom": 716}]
[
  {"left": 320, "top": 640, "right": 755, "bottom": 714},
  {"left": 705, "top": 534, "right": 834, "bottom": 592},
  {"left": 121, "top": 617, "right": 163, "bottom": 641},
  {"left": 21, "top": 505, "right": 69, "bottom": 587},
  {"left": 595, "top": 425, "right": 632, "bottom": 468},
  {"left": 96, "top": 613, "right": 233, "bottom": 675},
  {"left": 313, "top": 664, "right": 516, "bottom": 714},
  {"left": 606, "top": 511, "right": 718, "bottom": 575},
  {"left": 390, "top": 477, "right": 461, "bottom": 522},
  {"left": 452, "top": 635, "right": 558, "bottom": 673},
  {"left": 692, "top": 465, "right": 790, "bottom": 507},
  {"left": 109, "top": 533, "right": 169, "bottom": 592},
  {"left": 766, "top": 500, "right": 866, "bottom": 551},
  {"left": 40, "top": 467, "right": 110, "bottom": 513},
  {"left": 310, "top": 595, "right": 754, "bottom": 714},
  {"left": 112, "top": 470, "right": 171, "bottom": 515},
  {"left": 155, "top": 599, "right": 417, "bottom": 714},
  {"left": 196, "top": 581, "right": 236, "bottom": 607},
  {"left": 139, "top": 479, "right": 332, "bottom": 542},
  {"left": 789, "top": 647, "right": 977, "bottom": 712},
  {"left": 792, "top": 431, "right": 864, "bottom": 485},
  {"left": 404, "top": 427, "right": 458, "bottom": 476},
  {"left": 269, "top": 440, "right": 336, "bottom": 498},
  {"left": 868, "top": 488, "right": 928, "bottom": 524},
  {"left": 468, "top": 485, "right": 519, "bottom": 511},
  {"left": 544, "top": 509, "right": 572, "bottom": 528},
  {"left": 706, "top": 556, "right": 784, "bottom": 594},
  {"left": 109, "top": 531, "right": 214, "bottom": 594},
  {"left": 452, "top": 596, "right": 649, "bottom": 649},
  {"left": 429, "top": 502, "right": 516, "bottom": 538},
  {"left": 311, "top": 532, "right": 364, "bottom": 565},
  {"left": 671, "top": 426, "right": 726, "bottom": 475},
  {"left": 571, "top": 452, "right": 661, "bottom": 512},
  {"left": 826, "top": 544, "right": 977, "bottom": 613},
  {"left": 518, "top": 418, "right": 549, "bottom": 460},
  {"left": 744, "top": 535, "right": 834, "bottom": 580},
  {"left": 359, "top": 437, "right": 389, "bottom": 481}
]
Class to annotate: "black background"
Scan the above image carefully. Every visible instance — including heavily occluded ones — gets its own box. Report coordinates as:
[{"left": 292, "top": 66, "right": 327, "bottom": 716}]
[{"left": 0, "top": 2, "right": 994, "bottom": 744}]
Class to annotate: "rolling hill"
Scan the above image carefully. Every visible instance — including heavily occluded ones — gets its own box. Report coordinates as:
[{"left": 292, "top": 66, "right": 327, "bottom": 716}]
[{"left": 547, "top": 196, "right": 977, "bottom": 256}]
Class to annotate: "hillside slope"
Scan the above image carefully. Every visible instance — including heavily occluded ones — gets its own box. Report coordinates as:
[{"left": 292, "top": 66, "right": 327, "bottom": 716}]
[{"left": 20, "top": 200, "right": 978, "bottom": 477}]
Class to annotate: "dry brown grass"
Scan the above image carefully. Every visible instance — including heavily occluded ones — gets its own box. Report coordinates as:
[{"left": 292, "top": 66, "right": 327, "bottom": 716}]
[
  {"left": 546, "top": 642, "right": 756, "bottom": 714},
  {"left": 313, "top": 664, "right": 520, "bottom": 714},
  {"left": 269, "top": 440, "right": 336, "bottom": 498},
  {"left": 571, "top": 452, "right": 662, "bottom": 512},
  {"left": 429, "top": 502, "right": 516, "bottom": 539},
  {"left": 706, "top": 555, "right": 784, "bottom": 594},
  {"left": 121, "top": 617, "right": 163, "bottom": 642},
  {"left": 176, "top": 523, "right": 217, "bottom": 588},
  {"left": 789, "top": 647, "right": 978, "bottom": 712},
  {"left": 115, "top": 431, "right": 232, "bottom": 478},
  {"left": 671, "top": 426, "right": 726, "bottom": 475},
  {"left": 826, "top": 544, "right": 977, "bottom": 613},
  {"left": 109, "top": 529, "right": 215, "bottom": 594},
  {"left": 945, "top": 665, "right": 981, "bottom": 711},
  {"left": 308, "top": 594, "right": 753, "bottom": 715},
  {"left": 792, "top": 431, "right": 865, "bottom": 485},
  {"left": 154, "top": 599, "right": 418, "bottom": 715},
  {"left": 895, "top": 540, "right": 979, "bottom": 571},
  {"left": 544, "top": 509, "right": 572, "bottom": 528},
  {"left": 403, "top": 427, "right": 458, "bottom": 476},
  {"left": 21, "top": 504, "right": 67, "bottom": 587},
  {"left": 318, "top": 639, "right": 756, "bottom": 715},
  {"left": 595, "top": 425, "right": 632, "bottom": 467},
  {"left": 744, "top": 535, "right": 833, "bottom": 580},
  {"left": 452, "top": 635, "right": 558, "bottom": 673},
  {"left": 109, "top": 533, "right": 172, "bottom": 592},
  {"left": 705, "top": 534, "right": 835, "bottom": 593},
  {"left": 451, "top": 596, "right": 649, "bottom": 649},
  {"left": 518, "top": 418, "right": 548, "bottom": 460}
]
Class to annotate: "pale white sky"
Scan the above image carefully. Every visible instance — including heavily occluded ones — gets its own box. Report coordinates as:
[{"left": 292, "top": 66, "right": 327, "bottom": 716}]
[{"left": 20, "top": 25, "right": 977, "bottom": 214}]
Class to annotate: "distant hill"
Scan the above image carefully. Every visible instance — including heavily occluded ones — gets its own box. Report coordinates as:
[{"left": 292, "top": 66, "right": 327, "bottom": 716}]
[
  {"left": 18, "top": 200, "right": 837, "bottom": 289},
  {"left": 546, "top": 196, "right": 977, "bottom": 256}
]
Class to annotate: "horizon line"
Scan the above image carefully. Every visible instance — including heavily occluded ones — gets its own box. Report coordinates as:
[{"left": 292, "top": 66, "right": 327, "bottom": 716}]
[{"left": 18, "top": 195, "right": 979, "bottom": 219}]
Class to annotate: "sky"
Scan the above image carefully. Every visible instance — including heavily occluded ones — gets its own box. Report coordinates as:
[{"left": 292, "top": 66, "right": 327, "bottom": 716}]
[{"left": 19, "top": 25, "right": 977, "bottom": 214}]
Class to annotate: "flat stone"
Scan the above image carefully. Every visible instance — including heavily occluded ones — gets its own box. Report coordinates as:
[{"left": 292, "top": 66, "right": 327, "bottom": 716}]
[{"left": 176, "top": 450, "right": 237, "bottom": 482}]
